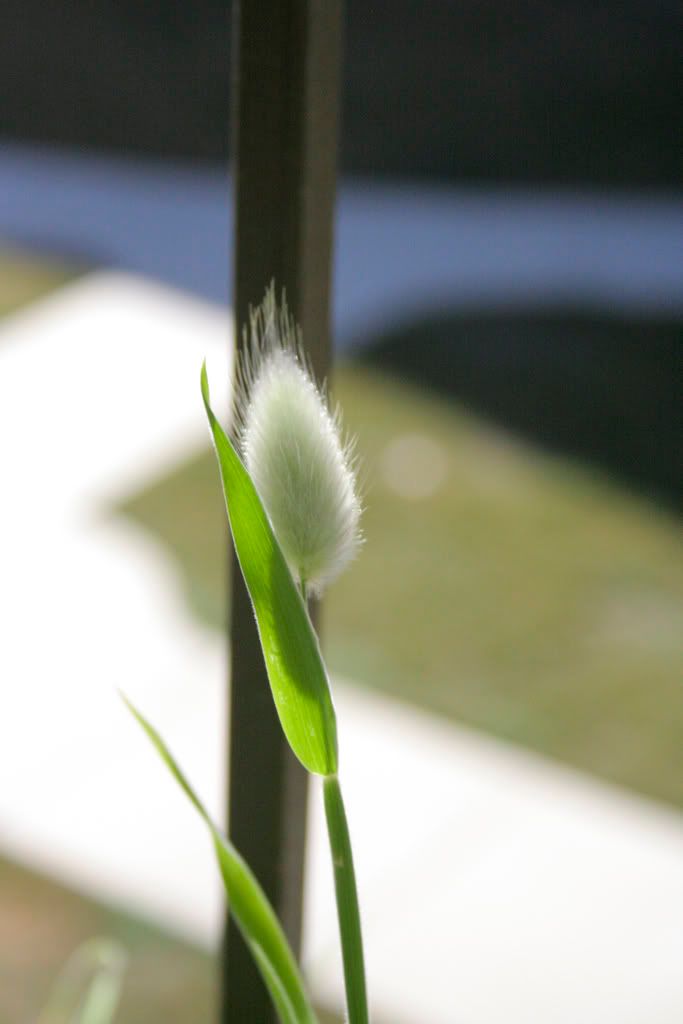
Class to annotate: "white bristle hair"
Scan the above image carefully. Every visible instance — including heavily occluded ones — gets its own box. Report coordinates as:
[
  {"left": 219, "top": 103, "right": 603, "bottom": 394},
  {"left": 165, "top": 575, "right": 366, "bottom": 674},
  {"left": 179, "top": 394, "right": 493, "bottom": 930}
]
[{"left": 235, "top": 285, "right": 362, "bottom": 596}]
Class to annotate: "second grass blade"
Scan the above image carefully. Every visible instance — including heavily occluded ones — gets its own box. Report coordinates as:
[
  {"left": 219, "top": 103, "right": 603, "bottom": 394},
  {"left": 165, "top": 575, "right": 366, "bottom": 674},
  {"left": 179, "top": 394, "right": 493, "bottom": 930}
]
[{"left": 123, "top": 695, "right": 319, "bottom": 1024}]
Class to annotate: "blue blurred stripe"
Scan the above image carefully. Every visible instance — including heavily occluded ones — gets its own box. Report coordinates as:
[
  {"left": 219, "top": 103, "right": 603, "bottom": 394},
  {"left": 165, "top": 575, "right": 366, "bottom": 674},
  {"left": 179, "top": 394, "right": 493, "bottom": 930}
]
[{"left": 1, "top": 143, "right": 681, "bottom": 346}]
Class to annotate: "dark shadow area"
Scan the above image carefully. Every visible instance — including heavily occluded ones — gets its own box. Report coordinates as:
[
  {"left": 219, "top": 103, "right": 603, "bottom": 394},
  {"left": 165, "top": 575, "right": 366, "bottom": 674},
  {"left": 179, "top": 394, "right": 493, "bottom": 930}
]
[
  {"left": 357, "top": 311, "right": 682, "bottom": 510},
  {"left": 1, "top": 1, "right": 681, "bottom": 186}
]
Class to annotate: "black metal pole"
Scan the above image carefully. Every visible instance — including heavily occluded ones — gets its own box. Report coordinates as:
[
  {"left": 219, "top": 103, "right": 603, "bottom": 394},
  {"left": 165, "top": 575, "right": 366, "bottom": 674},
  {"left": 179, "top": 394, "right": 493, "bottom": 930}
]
[{"left": 223, "top": 2, "right": 342, "bottom": 1021}]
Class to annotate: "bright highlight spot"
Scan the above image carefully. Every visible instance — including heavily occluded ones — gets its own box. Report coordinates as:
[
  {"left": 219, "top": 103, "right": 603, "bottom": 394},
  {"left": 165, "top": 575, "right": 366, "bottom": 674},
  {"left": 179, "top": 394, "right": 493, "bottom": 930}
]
[{"left": 380, "top": 433, "right": 449, "bottom": 500}]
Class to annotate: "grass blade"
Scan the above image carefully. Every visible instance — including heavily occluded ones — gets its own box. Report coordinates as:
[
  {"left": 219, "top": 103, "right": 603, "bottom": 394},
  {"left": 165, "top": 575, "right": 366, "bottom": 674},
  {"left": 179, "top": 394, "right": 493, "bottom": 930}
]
[
  {"left": 36, "top": 939, "right": 127, "bottom": 1024},
  {"left": 201, "top": 362, "right": 338, "bottom": 776},
  {"left": 323, "top": 775, "right": 369, "bottom": 1024},
  {"left": 250, "top": 944, "right": 299, "bottom": 1024},
  {"left": 123, "top": 695, "right": 319, "bottom": 1024}
]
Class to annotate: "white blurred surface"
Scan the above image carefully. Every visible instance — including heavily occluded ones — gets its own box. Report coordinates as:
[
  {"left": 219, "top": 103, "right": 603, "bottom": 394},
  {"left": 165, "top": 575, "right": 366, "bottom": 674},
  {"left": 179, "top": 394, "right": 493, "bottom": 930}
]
[
  {"left": 0, "top": 273, "right": 232, "bottom": 940},
  {"left": 0, "top": 273, "right": 682, "bottom": 1024}
]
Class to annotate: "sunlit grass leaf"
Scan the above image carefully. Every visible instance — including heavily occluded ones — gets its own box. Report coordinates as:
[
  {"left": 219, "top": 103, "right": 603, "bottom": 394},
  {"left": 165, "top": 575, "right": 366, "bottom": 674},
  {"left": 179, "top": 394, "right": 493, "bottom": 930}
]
[
  {"left": 201, "top": 362, "right": 338, "bottom": 776},
  {"left": 36, "top": 938, "right": 127, "bottom": 1024},
  {"left": 122, "top": 695, "right": 319, "bottom": 1024}
]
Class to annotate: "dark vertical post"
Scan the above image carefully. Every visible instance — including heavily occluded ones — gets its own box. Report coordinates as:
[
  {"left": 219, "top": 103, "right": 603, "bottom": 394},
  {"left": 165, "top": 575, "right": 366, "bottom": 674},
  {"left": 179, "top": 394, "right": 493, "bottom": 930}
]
[{"left": 224, "top": 2, "right": 342, "bottom": 1021}]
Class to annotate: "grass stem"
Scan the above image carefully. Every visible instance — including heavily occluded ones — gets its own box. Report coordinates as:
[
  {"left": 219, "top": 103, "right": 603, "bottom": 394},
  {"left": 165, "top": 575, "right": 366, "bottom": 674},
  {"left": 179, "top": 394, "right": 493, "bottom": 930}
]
[{"left": 323, "top": 774, "right": 369, "bottom": 1024}]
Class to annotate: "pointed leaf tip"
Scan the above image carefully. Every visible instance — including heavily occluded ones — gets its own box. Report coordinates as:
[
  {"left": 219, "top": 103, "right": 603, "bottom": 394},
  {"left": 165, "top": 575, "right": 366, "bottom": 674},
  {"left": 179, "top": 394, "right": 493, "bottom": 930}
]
[{"left": 200, "top": 360, "right": 210, "bottom": 404}]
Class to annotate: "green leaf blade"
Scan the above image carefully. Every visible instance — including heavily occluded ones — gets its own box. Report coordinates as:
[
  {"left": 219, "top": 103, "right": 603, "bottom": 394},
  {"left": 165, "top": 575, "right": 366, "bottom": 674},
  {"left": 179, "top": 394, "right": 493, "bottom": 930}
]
[
  {"left": 252, "top": 944, "right": 300, "bottom": 1024},
  {"left": 210, "top": 834, "right": 317, "bottom": 1024},
  {"left": 36, "top": 939, "right": 127, "bottom": 1024},
  {"left": 123, "top": 696, "right": 319, "bottom": 1024},
  {"left": 201, "top": 363, "right": 338, "bottom": 776}
]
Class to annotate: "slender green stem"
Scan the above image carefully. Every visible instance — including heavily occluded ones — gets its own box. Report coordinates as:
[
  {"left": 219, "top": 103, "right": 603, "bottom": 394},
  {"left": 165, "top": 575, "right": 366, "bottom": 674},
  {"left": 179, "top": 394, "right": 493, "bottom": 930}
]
[{"left": 323, "top": 774, "right": 369, "bottom": 1024}]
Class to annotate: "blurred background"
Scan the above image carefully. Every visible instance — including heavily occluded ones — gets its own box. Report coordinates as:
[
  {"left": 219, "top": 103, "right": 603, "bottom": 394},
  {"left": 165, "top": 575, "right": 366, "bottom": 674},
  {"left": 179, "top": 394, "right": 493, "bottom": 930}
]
[{"left": 1, "top": 3, "right": 682, "bottom": 1022}]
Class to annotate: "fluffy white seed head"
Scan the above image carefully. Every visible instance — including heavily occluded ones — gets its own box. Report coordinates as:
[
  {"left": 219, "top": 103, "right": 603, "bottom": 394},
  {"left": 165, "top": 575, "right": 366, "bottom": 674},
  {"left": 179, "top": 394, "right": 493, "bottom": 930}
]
[{"left": 236, "top": 287, "right": 362, "bottom": 595}]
